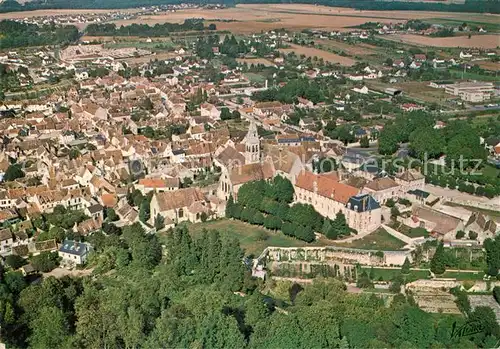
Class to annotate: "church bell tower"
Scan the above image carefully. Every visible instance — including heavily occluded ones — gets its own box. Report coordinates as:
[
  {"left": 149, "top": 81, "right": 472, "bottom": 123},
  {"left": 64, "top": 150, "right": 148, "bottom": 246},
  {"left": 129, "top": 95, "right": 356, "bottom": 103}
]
[{"left": 245, "top": 122, "right": 260, "bottom": 164}]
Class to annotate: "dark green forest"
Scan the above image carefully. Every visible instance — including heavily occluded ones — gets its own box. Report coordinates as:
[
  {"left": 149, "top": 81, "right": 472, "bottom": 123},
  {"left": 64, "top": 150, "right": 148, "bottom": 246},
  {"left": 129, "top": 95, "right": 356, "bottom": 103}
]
[
  {"left": 1, "top": 222, "right": 499, "bottom": 348},
  {"left": 0, "top": 21, "right": 79, "bottom": 49},
  {"left": 0, "top": 0, "right": 498, "bottom": 13}
]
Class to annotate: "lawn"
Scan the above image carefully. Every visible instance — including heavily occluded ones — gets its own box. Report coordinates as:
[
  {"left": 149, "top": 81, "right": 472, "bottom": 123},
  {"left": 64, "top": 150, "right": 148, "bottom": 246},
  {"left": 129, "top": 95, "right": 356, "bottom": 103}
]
[
  {"left": 244, "top": 72, "right": 267, "bottom": 84},
  {"left": 482, "top": 164, "right": 500, "bottom": 180},
  {"left": 361, "top": 267, "right": 430, "bottom": 282},
  {"left": 332, "top": 228, "right": 407, "bottom": 251},
  {"left": 441, "top": 270, "right": 485, "bottom": 281},
  {"left": 405, "top": 226, "right": 429, "bottom": 238},
  {"left": 181, "top": 219, "right": 324, "bottom": 256}
]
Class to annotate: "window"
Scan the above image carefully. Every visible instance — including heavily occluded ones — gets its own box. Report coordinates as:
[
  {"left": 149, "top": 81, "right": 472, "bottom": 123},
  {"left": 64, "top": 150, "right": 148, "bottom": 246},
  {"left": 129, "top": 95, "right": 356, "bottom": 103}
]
[{"left": 178, "top": 208, "right": 184, "bottom": 218}]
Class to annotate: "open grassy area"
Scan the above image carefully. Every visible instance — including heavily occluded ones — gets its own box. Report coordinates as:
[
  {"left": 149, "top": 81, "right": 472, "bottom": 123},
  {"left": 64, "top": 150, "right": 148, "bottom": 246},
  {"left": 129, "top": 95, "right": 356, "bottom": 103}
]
[
  {"left": 244, "top": 72, "right": 267, "bottom": 83},
  {"left": 441, "top": 270, "right": 485, "bottom": 280},
  {"left": 393, "top": 223, "right": 429, "bottom": 238},
  {"left": 361, "top": 267, "right": 430, "bottom": 282},
  {"left": 181, "top": 219, "right": 324, "bottom": 256},
  {"left": 482, "top": 164, "right": 500, "bottom": 180},
  {"left": 333, "top": 228, "right": 407, "bottom": 251}
]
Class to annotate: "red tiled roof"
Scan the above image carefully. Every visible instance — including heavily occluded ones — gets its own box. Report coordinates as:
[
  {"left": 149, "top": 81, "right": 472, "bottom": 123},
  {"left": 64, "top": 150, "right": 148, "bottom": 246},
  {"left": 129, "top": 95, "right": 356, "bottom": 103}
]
[{"left": 295, "top": 171, "right": 358, "bottom": 204}]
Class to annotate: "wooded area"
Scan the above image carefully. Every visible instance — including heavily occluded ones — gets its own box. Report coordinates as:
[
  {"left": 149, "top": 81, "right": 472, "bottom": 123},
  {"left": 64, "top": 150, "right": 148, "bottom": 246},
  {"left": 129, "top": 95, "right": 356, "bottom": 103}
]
[{"left": 1, "top": 222, "right": 500, "bottom": 348}]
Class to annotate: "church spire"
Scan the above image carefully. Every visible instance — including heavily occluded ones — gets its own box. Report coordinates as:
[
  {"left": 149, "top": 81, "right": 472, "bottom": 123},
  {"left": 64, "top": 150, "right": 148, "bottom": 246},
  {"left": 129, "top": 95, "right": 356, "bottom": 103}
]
[{"left": 245, "top": 121, "right": 260, "bottom": 164}]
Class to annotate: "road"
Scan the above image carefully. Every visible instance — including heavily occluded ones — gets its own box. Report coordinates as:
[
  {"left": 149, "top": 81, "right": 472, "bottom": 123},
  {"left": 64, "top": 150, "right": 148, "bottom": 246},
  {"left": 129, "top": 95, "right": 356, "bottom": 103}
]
[
  {"left": 43, "top": 267, "right": 93, "bottom": 278},
  {"left": 424, "top": 184, "right": 491, "bottom": 203}
]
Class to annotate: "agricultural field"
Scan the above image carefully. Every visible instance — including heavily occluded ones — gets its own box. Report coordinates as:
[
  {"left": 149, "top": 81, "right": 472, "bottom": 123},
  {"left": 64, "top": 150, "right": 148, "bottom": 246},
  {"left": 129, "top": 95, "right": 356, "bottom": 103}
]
[
  {"left": 279, "top": 43, "right": 356, "bottom": 66},
  {"left": 105, "top": 4, "right": 500, "bottom": 35},
  {"left": 365, "top": 80, "right": 449, "bottom": 104},
  {"left": 412, "top": 288, "right": 461, "bottom": 314},
  {"left": 380, "top": 34, "right": 500, "bottom": 49},
  {"left": 315, "top": 38, "right": 379, "bottom": 56},
  {"left": 475, "top": 60, "right": 500, "bottom": 71}
]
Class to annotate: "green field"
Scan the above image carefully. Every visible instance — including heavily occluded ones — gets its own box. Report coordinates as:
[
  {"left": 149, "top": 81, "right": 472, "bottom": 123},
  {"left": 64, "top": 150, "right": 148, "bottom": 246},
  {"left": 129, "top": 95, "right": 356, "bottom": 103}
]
[
  {"left": 426, "top": 18, "right": 500, "bottom": 33},
  {"left": 482, "top": 164, "right": 500, "bottom": 180},
  {"left": 244, "top": 72, "right": 267, "bottom": 83},
  {"left": 333, "top": 228, "right": 407, "bottom": 251},
  {"left": 441, "top": 270, "right": 485, "bottom": 280},
  {"left": 451, "top": 70, "right": 499, "bottom": 82},
  {"left": 361, "top": 267, "right": 430, "bottom": 282},
  {"left": 181, "top": 219, "right": 324, "bottom": 256}
]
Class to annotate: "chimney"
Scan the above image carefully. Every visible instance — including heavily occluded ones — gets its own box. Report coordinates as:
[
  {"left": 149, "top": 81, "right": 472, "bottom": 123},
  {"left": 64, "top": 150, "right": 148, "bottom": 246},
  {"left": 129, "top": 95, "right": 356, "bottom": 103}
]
[{"left": 313, "top": 179, "right": 318, "bottom": 194}]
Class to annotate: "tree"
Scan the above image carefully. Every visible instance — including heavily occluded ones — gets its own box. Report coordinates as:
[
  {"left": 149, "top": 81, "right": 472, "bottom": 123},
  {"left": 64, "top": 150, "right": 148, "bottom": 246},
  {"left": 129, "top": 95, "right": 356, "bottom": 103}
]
[
  {"left": 225, "top": 194, "right": 235, "bottom": 218},
  {"left": 69, "top": 148, "right": 81, "bottom": 160},
  {"left": 220, "top": 107, "right": 232, "bottom": 121},
  {"left": 139, "top": 201, "right": 150, "bottom": 223},
  {"left": 5, "top": 254, "right": 26, "bottom": 269},
  {"left": 29, "top": 306, "right": 70, "bottom": 349},
  {"left": 3, "top": 163, "right": 25, "bottom": 181},
  {"left": 271, "top": 175, "right": 294, "bottom": 203},
  {"left": 142, "top": 97, "right": 154, "bottom": 110},
  {"left": 493, "top": 286, "right": 500, "bottom": 305},
  {"left": 106, "top": 207, "right": 119, "bottom": 222},
  {"left": 389, "top": 274, "right": 403, "bottom": 293},
  {"left": 31, "top": 252, "right": 59, "bottom": 272},
  {"left": 360, "top": 136, "right": 369, "bottom": 148},
  {"left": 456, "top": 230, "right": 465, "bottom": 239},
  {"left": 409, "top": 127, "right": 444, "bottom": 160},
  {"left": 391, "top": 206, "right": 400, "bottom": 218},
  {"left": 401, "top": 257, "right": 411, "bottom": 274},
  {"left": 154, "top": 214, "right": 165, "bottom": 230},
  {"left": 331, "top": 212, "right": 351, "bottom": 238},
  {"left": 252, "top": 211, "right": 264, "bottom": 225},
  {"left": 468, "top": 231, "right": 478, "bottom": 240},
  {"left": 430, "top": 242, "right": 446, "bottom": 275}
]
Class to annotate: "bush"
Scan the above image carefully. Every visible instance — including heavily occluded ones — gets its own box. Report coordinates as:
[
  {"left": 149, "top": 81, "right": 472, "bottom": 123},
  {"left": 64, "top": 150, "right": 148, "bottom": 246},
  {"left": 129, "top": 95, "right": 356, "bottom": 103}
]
[
  {"left": 295, "top": 225, "right": 315, "bottom": 243},
  {"left": 251, "top": 211, "right": 264, "bottom": 225},
  {"left": 31, "top": 252, "right": 59, "bottom": 272},
  {"left": 456, "top": 230, "right": 465, "bottom": 239},
  {"left": 5, "top": 254, "right": 26, "bottom": 269},
  {"left": 468, "top": 231, "right": 478, "bottom": 240},
  {"left": 494, "top": 286, "right": 500, "bottom": 305},
  {"left": 282, "top": 221, "right": 295, "bottom": 237},
  {"left": 264, "top": 215, "right": 282, "bottom": 230},
  {"left": 385, "top": 198, "right": 395, "bottom": 208}
]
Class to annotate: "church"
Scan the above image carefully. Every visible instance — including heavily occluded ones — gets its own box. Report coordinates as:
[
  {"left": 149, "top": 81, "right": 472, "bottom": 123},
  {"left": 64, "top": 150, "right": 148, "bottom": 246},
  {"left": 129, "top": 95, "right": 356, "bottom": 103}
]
[
  {"left": 217, "top": 122, "right": 275, "bottom": 201},
  {"left": 216, "top": 122, "right": 382, "bottom": 234}
]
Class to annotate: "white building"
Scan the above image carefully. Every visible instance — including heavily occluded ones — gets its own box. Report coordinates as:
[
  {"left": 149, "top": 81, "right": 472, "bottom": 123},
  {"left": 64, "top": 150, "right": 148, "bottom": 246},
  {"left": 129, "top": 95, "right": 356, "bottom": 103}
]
[{"left": 58, "top": 240, "right": 92, "bottom": 266}]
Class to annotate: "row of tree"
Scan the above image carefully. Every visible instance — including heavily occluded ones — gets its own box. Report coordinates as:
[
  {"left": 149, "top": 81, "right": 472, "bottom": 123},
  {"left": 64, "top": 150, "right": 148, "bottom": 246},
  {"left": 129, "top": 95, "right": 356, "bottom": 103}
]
[
  {"left": 86, "top": 20, "right": 208, "bottom": 37},
  {"left": 227, "top": 177, "right": 355, "bottom": 242}
]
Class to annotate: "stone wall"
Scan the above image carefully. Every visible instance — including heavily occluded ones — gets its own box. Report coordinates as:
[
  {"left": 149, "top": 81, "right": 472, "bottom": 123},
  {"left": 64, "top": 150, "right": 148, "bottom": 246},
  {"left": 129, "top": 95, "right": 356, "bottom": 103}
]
[{"left": 255, "top": 246, "right": 411, "bottom": 277}]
